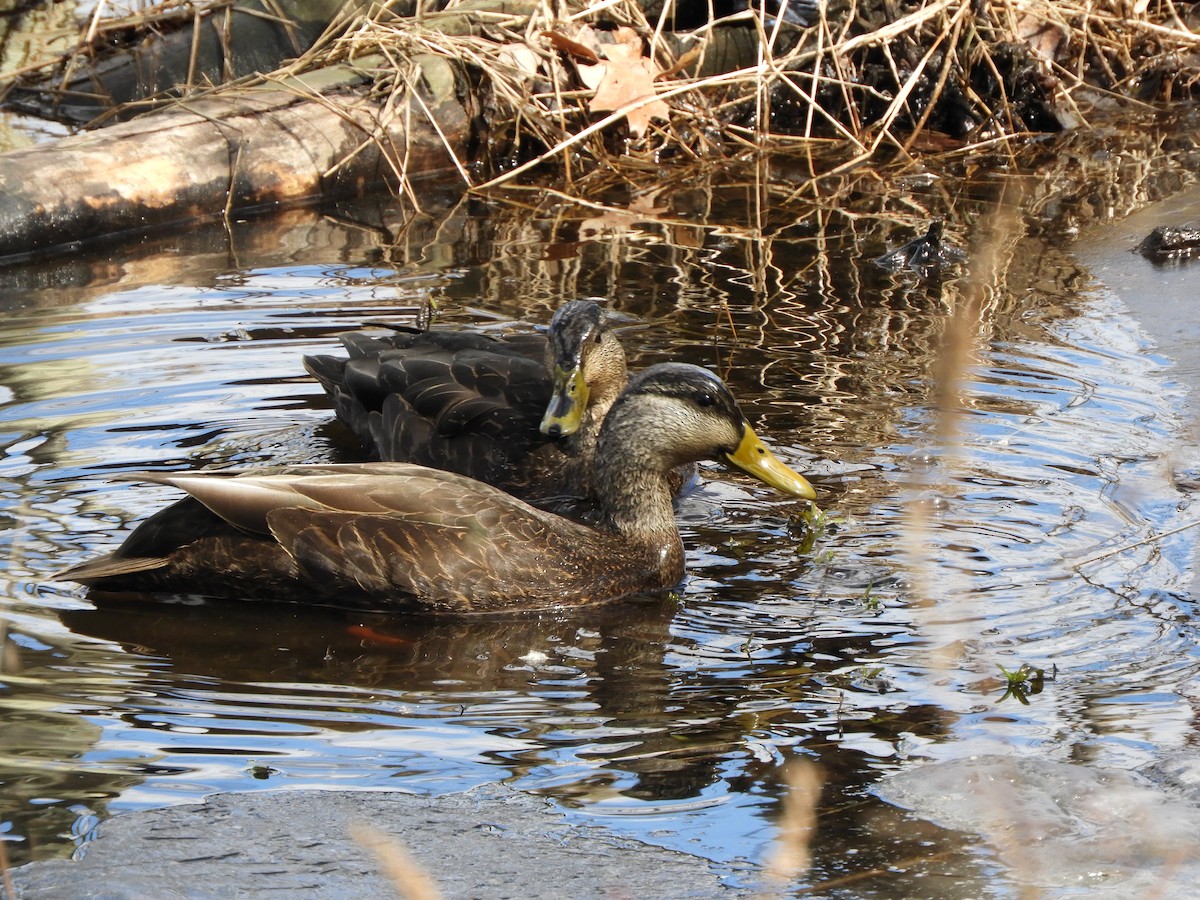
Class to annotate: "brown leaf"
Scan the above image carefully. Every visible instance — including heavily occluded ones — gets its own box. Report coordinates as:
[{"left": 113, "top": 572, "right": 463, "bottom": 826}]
[
  {"left": 578, "top": 62, "right": 605, "bottom": 92},
  {"left": 608, "top": 26, "right": 644, "bottom": 54},
  {"left": 585, "top": 42, "right": 670, "bottom": 137},
  {"left": 1015, "top": 14, "right": 1067, "bottom": 63}
]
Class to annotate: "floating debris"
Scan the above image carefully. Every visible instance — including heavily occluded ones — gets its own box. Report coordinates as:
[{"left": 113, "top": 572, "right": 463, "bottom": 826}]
[
  {"left": 875, "top": 222, "right": 967, "bottom": 281},
  {"left": 1138, "top": 224, "right": 1200, "bottom": 263}
]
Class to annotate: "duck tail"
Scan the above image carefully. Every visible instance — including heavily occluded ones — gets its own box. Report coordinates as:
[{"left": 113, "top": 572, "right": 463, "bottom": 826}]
[
  {"left": 55, "top": 554, "right": 168, "bottom": 585},
  {"left": 302, "top": 353, "right": 346, "bottom": 389}
]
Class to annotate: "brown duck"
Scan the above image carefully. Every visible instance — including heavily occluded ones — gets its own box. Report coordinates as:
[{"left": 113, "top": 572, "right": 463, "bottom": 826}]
[
  {"left": 303, "top": 300, "right": 628, "bottom": 507},
  {"left": 60, "top": 364, "right": 815, "bottom": 615}
]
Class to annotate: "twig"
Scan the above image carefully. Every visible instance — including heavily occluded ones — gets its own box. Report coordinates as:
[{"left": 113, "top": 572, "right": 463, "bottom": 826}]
[
  {"left": 1074, "top": 519, "right": 1200, "bottom": 568},
  {"left": 0, "top": 824, "right": 14, "bottom": 900}
]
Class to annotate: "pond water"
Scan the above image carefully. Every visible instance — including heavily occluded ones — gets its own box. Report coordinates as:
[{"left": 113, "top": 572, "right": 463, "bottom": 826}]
[{"left": 2, "top": 142, "right": 1200, "bottom": 895}]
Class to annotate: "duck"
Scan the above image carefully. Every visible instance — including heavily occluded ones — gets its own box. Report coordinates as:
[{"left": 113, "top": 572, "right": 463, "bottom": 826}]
[
  {"left": 303, "top": 300, "right": 629, "bottom": 508},
  {"left": 59, "top": 363, "right": 816, "bottom": 615}
]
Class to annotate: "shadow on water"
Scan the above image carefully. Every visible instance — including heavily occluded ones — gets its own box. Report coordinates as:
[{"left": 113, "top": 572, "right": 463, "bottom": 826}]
[{"left": 2, "top": 115, "right": 1200, "bottom": 893}]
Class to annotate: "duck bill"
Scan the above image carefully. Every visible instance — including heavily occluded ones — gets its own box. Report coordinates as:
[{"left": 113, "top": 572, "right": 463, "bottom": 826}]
[
  {"left": 725, "top": 424, "right": 816, "bottom": 500},
  {"left": 539, "top": 365, "right": 589, "bottom": 437}
]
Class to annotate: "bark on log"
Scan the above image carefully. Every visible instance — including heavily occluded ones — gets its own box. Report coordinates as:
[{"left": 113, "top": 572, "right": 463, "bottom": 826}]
[{"left": 0, "top": 54, "right": 469, "bottom": 261}]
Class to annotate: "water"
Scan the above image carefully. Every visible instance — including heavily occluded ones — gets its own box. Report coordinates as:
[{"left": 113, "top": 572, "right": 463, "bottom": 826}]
[{"left": 1, "top": 173, "right": 1199, "bottom": 895}]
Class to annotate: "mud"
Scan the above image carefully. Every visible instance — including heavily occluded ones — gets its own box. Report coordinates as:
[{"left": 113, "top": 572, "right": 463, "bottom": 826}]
[{"left": 8, "top": 785, "right": 748, "bottom": 899}]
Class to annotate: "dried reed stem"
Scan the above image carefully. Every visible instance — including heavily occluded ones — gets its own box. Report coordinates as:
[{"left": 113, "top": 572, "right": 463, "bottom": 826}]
[
  {"left": 760, "top": 761, "right": 823, "bottom": 895},
  {"left": 0, "top": 831, "right": 14, "bottom": 900}
]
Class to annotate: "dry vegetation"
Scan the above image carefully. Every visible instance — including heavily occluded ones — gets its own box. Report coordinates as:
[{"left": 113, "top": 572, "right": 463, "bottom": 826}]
[
  {"left": 7, "top": 0, "right": 1200, "bottom": 189},
  {"left": 306, "top": 0, "right": 1200, "bottom": 189}
]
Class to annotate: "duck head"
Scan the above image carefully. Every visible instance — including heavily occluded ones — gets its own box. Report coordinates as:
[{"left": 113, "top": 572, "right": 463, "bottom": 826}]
[{"left": 539, "top": 300, "right": 627, "bottom": 438}]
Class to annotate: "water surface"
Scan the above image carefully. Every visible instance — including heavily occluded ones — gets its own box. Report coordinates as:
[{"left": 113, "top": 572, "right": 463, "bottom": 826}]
[{"left": 1, "top": 169, "right": 1199, "bottom": 895}]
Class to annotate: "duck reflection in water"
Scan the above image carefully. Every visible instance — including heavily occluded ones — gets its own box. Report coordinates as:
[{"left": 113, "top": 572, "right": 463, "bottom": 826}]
[{"left": 52, "top": 595, "right": 740, "bottom": 810}]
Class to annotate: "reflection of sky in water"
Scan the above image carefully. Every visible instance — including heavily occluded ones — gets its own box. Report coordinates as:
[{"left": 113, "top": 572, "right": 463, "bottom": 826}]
[{"left": 0, "top": 199, "right": 1197, "bottom": 893}]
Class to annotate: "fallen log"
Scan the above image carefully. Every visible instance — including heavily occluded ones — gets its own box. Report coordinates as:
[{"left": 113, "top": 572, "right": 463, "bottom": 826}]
[
  {"left": 3, "top": 0, "right": 373, "bottom": 126},
  {"left": 0, "top": 54, "right": 469, "bottom": 262}
]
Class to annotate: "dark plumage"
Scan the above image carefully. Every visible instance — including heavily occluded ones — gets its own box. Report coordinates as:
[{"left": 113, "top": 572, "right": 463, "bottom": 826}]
[
  {"left": 303, "top": 300, "right": 628, "bottom": 507},
  {"left": 59, "top": 364, "right": 816, "bottom": 615}
]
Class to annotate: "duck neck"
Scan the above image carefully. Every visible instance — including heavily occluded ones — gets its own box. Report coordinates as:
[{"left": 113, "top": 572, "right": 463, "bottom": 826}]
[
  {"left": 570, "top": 397, "right": 613, "bottom": 462},
  {"left": 591, "top": 412, "right": 681, "bottom": 541},
  {"left": 573, "top": 351, "right": 627, "bottom": 462}
]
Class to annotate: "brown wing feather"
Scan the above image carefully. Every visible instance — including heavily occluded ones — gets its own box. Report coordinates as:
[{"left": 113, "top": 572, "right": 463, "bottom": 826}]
[
  {"left": 266, "top": 481, "right": 669, "bottom": 613},
  {"left": 61, "top": 438, "right": 688, "bottom": 613}
]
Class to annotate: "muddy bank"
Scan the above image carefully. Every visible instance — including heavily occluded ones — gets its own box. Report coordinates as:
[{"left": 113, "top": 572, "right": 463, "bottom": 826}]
[{"left": 7, "top": 785, "right": 748, "bottom": 899}]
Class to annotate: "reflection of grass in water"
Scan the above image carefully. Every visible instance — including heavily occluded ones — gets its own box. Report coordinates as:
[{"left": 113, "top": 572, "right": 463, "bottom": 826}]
[
  {"left": 722, "top": 173, "right": 1033, "bottom": 900},
  {"left": 891, "top": 184, "right": 1048, "bottom": 890},
  {"left": 1074, "top": 516, "right": 1200, "bottom": 570},
  {"left": 872, "top": 182, "right": 1182, "bottom": 895},
  {"left": 901, "top": 181, "right": 1024, "bottom": 652}
]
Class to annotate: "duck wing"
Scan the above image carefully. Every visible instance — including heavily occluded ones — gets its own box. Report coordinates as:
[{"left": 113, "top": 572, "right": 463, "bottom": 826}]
[
  {"left": 154, "top": 462, "right": 655, "bottom": 612},
  {"left": 266, "top": 492, "right": 648, "bottom": 614},
  {"left": 305, "top": 331, "right": 559, "bottom": 489},
  {"left": 121, "top": 464, "right": 480, "bottom": 533},
  {"left": 369, "top": 349, "right": 552, "bottom": 483}
]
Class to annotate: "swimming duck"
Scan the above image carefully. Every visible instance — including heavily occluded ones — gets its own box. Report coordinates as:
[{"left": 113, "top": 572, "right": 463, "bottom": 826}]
[
  {"left": 303, "top": 300, "right": 628, "bottom": 507},
  {"left": 60, "top": 364, "right": 815, "bottom": 615}
]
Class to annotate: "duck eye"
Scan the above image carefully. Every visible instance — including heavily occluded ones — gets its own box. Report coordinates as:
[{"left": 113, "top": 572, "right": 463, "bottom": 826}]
[{"left": 696, "top": 393, "right": 715, "bottom": 408}]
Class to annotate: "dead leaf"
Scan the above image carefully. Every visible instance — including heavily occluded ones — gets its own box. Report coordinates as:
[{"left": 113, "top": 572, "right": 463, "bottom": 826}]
[
  {"left": 578, "top": 62, "right": 605, "bottom": 92},
  {"left": 1015, "top": 12, "right": 1068, "bottom": 63},
  {"left": 584, "top": 41, "right": 670, "bottom": 137},
  {"left": 608, "top": 25, "right": 644, "bottom": 54}
]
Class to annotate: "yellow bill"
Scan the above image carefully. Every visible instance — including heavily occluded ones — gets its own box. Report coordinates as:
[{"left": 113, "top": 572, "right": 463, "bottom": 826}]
[
  {"left": 540, "top": 365, "right": 589, "bottom": 438},
  {"left": 725, "top": 423, "right": 816, "bottom": 500}
]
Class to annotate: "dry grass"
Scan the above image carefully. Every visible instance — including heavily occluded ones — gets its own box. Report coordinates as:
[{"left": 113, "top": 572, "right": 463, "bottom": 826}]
[
  {"left": 307, "top": 0, "right": 1200, "bottom": 191},
  {"left": 6, "top": 0, "right": 1198, "bottom": 193},
  {"left": 0, "top": 831, "right": 13, "bottom": 900}
]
